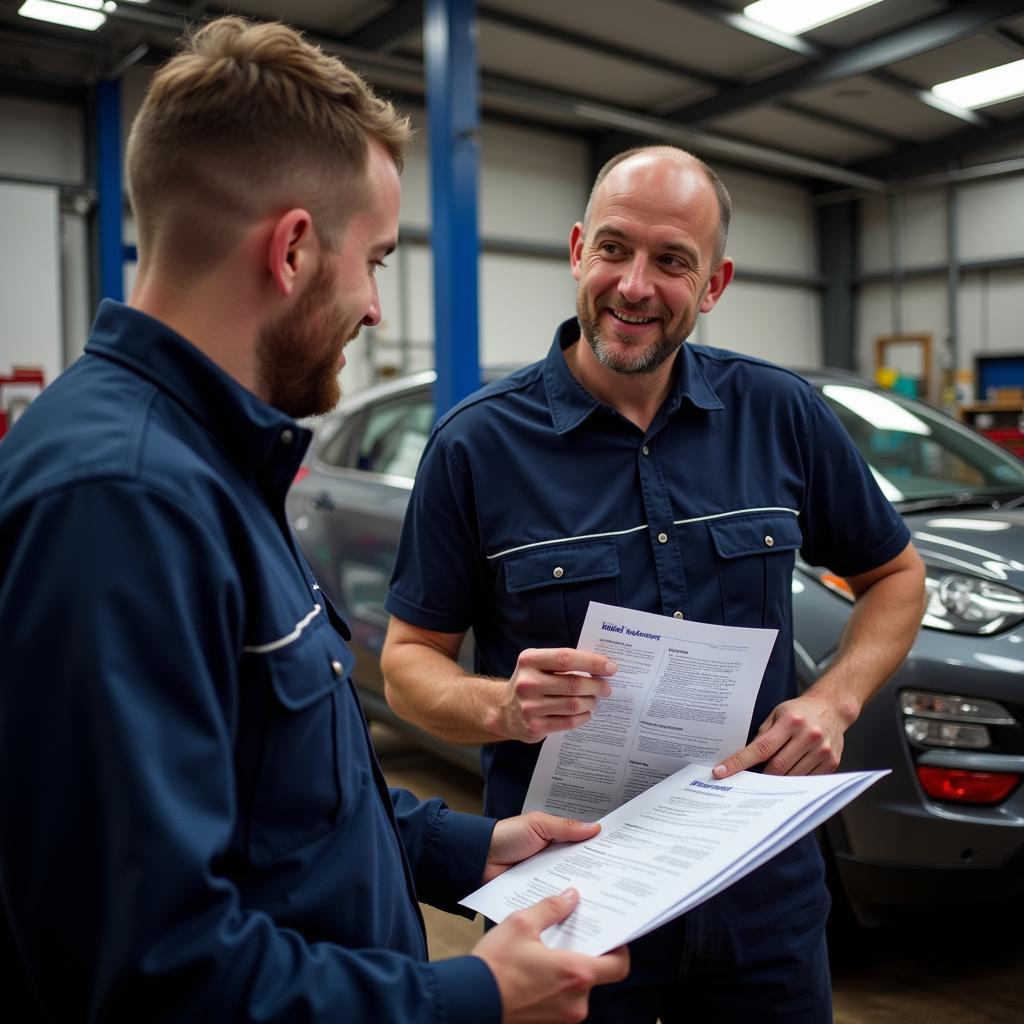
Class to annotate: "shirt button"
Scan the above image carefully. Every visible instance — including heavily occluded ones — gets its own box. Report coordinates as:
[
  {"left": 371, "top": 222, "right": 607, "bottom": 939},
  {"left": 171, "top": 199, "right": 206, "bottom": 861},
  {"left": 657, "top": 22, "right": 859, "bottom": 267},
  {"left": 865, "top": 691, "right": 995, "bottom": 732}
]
[
  {"left": 657, "top": 532, "right": 668, "bottom": 544},
  {"left": 280, "top": 429, "right": 294, "bottom": 445},
  {"left": 553, "top": 566, "right": 565, "bottom": 579},
  {"left": 641, "top": 445, "right": 650, "bottom": 456},
  {"left": 330, "top": 659, "right": 344, "bottom": 677},
  {"left": 673, "top": 611, "right": 684, "bottom": 619},
  {"left": 765, "top": 535, "right": 775, "bottom": 547}
]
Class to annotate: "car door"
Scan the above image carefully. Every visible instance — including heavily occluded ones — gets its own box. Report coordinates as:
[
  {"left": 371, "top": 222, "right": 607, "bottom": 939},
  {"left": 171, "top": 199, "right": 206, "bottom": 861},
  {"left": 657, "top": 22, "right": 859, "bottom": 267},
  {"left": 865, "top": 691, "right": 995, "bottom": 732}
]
[{"left": 292, "top": 386, "right": 434, "bottom": 717}]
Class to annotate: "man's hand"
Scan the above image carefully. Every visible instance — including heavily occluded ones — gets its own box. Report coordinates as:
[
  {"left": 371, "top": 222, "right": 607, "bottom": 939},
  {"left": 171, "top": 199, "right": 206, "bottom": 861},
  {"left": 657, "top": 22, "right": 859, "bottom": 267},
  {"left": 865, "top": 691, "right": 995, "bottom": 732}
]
[
  {"left": 485, "top": 649, "right": 617, "bottom": 743},
  {"left": 712, "top": 690, "right": 854, "bottom": 779},
  {"left": 472, "top": 888, "right": 630, "bottom": 1024},
  {"left": 483, "top": 811, "right": 601, "bottom": 884}
]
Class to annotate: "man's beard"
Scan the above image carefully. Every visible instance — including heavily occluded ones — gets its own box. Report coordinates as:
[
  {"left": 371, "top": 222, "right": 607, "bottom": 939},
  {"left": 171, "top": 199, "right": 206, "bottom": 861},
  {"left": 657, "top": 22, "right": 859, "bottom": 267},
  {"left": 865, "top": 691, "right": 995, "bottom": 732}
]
[
  {"left": 256, "top": 264, "right": 356, "bottom": 420},
  {"left": 576, "top": 295, "right": 697, "bottom": 376}
]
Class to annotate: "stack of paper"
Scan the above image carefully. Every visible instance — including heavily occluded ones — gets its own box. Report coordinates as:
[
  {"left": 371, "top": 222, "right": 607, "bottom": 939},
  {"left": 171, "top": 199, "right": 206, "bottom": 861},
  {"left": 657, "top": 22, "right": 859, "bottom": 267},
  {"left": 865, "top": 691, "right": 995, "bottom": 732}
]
[{"left": 461, "top": 763, "right": 887, "bottom": 956}]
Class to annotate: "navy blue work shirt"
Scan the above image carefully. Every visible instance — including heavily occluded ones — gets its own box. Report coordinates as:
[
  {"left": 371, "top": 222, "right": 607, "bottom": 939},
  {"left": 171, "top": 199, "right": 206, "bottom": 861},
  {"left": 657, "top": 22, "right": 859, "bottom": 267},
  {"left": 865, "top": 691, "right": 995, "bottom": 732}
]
[
  {"left": 387, "top": 318, "right": 910, "bottom": 819},
  {"left": 0, "top": 301, "right": 500, "bottom": 1023}
]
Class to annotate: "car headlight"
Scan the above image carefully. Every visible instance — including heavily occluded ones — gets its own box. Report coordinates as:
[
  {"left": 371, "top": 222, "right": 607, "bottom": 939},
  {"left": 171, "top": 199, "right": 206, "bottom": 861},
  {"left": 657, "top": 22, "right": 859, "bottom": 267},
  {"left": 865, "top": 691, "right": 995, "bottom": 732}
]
[
  {"left": 922, "top": 572, "right": 1024, "bottom": 635},
  {"left": 799, "top": 559, "right": 1024, "bottom": 636}
]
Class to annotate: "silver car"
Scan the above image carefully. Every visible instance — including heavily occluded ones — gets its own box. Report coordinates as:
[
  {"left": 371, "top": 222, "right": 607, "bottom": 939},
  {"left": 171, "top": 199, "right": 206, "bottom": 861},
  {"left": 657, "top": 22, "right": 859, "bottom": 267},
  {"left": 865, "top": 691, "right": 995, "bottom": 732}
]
[{"left": 287, "top": 367, "right": 1024, "bottom": 926}]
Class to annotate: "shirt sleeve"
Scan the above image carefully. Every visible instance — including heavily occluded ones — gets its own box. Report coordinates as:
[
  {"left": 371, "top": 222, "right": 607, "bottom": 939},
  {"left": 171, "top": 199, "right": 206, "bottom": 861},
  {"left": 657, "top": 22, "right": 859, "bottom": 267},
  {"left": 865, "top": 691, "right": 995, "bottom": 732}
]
[
  {"left": 390, "top": 789, "right": 497, "bottom": 916},
  {"left": 386, "top": 430, "right": 488, "bottom": 633},
  {"left": 0, "top": 480, "right": 500, "bottom": 1024},
  {"left": 798, "top": 388, "right": 911, "bottom": 576}
]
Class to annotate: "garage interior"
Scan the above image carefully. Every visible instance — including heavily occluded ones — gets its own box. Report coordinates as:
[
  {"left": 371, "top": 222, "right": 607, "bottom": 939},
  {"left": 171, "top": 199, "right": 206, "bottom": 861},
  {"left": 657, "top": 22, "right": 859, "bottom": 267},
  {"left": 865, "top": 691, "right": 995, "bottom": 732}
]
[{"left": 2, "top": 2, "right": 1023, "bottom": 1021}]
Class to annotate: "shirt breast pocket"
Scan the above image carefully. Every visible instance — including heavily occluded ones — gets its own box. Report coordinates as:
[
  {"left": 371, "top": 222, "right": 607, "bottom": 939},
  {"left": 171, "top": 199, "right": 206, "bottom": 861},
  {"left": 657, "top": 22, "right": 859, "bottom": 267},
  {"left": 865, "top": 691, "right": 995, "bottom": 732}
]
[
  {"left": 708, "top": 513, "right": 802, "bottom": 629},
  {"left": 246, "top": 620, "right": 365, "bottom": 864},
  {"left": 502, "top": 540, "right": 621, "bottom": 644}
]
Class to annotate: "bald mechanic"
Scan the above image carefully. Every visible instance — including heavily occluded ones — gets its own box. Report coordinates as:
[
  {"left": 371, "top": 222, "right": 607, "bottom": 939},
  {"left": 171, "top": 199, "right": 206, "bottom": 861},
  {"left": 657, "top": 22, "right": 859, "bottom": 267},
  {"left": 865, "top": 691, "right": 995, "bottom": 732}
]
[
  {"left": 0, "top": 18, "right": 629, "bottom": 1023},
  {"left": 382, "top": 146, "right": 926, "bottom": 1023}
]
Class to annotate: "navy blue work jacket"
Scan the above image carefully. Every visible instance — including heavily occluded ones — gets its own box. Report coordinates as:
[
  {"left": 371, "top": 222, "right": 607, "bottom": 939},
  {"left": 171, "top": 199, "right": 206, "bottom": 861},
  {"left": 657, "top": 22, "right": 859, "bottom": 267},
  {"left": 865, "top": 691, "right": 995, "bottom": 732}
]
[
  {"left": 387, "top": 318, "right": 910, "bottom": 819},
  {"left": 0, "top": 301, "right": 500, "bottom": 1023}
]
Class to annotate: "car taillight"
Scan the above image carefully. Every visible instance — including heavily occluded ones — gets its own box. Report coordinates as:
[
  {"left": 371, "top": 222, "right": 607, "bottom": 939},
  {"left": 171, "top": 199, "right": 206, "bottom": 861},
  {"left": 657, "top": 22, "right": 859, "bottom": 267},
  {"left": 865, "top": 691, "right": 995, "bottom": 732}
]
[
  {"left": 916, "top": 765, "right": 1020, "bottom": 805},
  {"left": 292, "top": 466, "right": 310, "bottom": 486}
]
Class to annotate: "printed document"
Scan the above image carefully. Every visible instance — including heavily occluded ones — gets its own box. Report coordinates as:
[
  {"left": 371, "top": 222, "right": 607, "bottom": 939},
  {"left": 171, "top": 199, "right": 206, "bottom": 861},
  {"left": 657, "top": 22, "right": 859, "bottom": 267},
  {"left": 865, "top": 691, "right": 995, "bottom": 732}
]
[
  {"left": 463, "top": 764, "right": 887, "bottom": 955},
  {"left": 523, "top": 602, "right": 778, "bottom": 820}
]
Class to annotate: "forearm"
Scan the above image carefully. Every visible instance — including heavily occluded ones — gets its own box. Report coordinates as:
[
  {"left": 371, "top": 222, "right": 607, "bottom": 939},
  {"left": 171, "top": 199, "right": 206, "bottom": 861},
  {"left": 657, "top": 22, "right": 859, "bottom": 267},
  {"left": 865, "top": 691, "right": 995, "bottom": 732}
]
[
  {"left": 390, "top": 788, "right": 497, "bottom": 907},
  {"left": 808, "top": 553, "right": 926, "bottom": 724},
  {"left": 382, "top": 633, "right": 508, "bottom": 744}
]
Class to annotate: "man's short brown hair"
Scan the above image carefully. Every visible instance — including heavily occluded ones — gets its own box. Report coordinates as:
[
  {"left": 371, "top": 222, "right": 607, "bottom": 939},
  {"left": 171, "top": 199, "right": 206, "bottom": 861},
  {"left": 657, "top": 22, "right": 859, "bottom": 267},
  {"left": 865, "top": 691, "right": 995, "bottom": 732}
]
[{"left": 126, "top": 17, "right": 411, "bottom": 276}]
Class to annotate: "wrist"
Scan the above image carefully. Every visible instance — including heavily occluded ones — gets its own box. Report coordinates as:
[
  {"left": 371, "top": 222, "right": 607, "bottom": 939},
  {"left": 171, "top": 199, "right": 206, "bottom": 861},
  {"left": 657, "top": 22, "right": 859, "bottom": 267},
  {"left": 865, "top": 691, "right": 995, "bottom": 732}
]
[{"left": 809, "top": 673, "right": 862, "bottom": 727}]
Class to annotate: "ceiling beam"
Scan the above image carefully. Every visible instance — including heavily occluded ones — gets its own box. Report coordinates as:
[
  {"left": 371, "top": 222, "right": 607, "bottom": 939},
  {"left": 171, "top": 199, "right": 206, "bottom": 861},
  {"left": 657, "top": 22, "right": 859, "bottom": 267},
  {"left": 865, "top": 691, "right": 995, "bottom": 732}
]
[
  {"left": 478, "top": 6, "right": 904, "bottom": 145},
  {"left": 663, "top": 0, "right": 1019, "bottom": 125},
  {"left": 2, "top": 0, "right": 887, "bottom": 188},
  {"left": 988, "top": 24, "right": 1024, "bottom": 56},
  {"left": 344, "top": 0, "right": 423, "bottom": 53},
  {"left": 853, "top": 112, "right": 1024, "bottom": 179}
]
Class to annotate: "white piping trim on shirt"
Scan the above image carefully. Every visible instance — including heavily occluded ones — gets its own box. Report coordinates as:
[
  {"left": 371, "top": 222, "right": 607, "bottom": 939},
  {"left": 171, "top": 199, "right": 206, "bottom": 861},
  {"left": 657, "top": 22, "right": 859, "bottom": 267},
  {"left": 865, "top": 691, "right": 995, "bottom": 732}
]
[
  {"left": 673, "top": 506, "right": 798, "bottom": 527},
  {"left": 243, "top": 604, "right": 321, "bottom": 654},
  {"left": 484, "top": 507, "right": 799, "bottom": 560}
]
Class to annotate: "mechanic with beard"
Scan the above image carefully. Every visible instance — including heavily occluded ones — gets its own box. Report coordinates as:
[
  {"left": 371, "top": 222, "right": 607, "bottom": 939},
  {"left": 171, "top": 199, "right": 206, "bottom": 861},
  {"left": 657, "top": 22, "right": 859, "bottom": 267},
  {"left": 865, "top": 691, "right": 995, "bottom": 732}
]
[
  {"left": 382, "top": 146, "right": 926, "bottom": 1023},
  {"left": 0, "top": 18, "right": 630, "bottom": 1024}
]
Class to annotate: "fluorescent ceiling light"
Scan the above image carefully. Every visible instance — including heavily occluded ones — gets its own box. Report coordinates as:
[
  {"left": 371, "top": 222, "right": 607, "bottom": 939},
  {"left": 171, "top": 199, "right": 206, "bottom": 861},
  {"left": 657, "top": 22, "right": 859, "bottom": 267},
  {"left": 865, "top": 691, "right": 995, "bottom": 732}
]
[
  {"left": 932, "top": 59, "right": 1024, "bottom": 110},
  {"left": 19, "top": 0, "right": 107, "bottom": 31},
  {"left": 744, "top": 0, "right": 884, "bottom": 36}
]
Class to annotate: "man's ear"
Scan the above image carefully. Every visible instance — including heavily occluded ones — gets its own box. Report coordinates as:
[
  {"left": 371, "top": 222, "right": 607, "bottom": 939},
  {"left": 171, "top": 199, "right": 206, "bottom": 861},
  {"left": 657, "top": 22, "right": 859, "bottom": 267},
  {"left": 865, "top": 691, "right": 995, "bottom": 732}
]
[
  {"left": 268, "top": 209, "right": 315, "bottom": 297},
  {"left": 700, "top": 257, "right": 734, "bottom": 313},
  {"left": 569, "top": 222, "right": 585, "bottom": 282}
]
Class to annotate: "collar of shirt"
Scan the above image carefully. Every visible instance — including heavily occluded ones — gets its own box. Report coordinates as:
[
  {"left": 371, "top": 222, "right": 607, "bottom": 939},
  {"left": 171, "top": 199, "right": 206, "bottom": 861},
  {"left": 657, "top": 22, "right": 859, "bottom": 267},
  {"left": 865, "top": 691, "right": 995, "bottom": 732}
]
[
  {"left": 541, "top": 317, "right": 725, "bottom": 436},
  {"left": 86, "top": 300, "right": 311, "bottom": 496}
]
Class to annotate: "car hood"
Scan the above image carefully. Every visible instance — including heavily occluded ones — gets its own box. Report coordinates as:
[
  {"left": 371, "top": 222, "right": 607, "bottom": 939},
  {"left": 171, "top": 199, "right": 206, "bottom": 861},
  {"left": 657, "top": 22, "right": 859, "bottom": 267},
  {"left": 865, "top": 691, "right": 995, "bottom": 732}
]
[{"left": 903, "top": 507, "right": 1024, "bottom": 589}]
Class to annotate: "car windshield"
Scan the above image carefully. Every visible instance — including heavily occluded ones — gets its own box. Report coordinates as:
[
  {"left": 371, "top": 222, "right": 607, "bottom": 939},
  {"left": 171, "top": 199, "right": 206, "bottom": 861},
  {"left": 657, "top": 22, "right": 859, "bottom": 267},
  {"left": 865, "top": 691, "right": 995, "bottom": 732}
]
[{"left": 817, "top": 383, "right": 1024, "bottom": 506}]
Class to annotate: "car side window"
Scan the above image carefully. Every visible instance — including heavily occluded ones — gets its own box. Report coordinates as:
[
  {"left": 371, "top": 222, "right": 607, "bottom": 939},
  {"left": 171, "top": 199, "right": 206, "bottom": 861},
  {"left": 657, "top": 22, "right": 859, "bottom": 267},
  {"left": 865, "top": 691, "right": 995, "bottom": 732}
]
[
  {"left": 318, "top": 416, "right": 362, "bottom": 469},
  {"left": 354, "top": 395, "right": 435, "bottom": 479}
]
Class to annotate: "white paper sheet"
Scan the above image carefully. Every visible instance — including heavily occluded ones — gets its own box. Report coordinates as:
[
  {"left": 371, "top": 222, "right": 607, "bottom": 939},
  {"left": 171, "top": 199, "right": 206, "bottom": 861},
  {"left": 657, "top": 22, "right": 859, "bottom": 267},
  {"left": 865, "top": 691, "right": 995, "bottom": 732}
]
[
  {"left": 462, "top": 764, "right": 888, "bottom": 955},
  {"left": 522, "top": 602, "right": 778, "bottom": 820}
]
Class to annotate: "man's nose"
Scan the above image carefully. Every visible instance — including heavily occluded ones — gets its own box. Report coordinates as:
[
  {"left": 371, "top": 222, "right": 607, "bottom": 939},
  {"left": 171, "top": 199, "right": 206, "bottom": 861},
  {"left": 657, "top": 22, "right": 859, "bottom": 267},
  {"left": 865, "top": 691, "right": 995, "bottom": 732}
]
[
  {"left": 362, "top": 280, "right": 382, "bottom": 327},
  {"left": 618, "top": 259, "right": 655, "bottom": 304}
]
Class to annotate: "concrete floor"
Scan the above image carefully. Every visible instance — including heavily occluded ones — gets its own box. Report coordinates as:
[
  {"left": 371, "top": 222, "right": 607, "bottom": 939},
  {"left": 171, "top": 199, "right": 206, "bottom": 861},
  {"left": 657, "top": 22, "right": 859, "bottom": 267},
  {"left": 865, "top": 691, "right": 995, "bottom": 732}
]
[{"left": 373, "top": 723, "right": 1024, "bottom": 1024}]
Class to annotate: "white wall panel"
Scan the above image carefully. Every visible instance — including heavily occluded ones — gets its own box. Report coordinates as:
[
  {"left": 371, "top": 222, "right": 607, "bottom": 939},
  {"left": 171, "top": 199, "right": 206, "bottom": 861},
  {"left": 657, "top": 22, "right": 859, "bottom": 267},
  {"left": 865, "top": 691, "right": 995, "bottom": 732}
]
[
  {"left": 858, "top": 189, "right": 947, "bottom": 273},
  {"left": 0, "top": 182, "right": 62, "bottom": 386},
  {"left": 480, "top": 254, "right": 577, "bottom": 366},
  {"left": 698, "top": 281, "right": 819, "bottom": 367},
  {"left": 957, "top": 176, "right": 1024, "bottom": 263},
  {"left": 718, "top": 166, "right": 815, "bottom": 275},
  {"left": 3, "top": 70, "right": 827, "bottom": 394},
  {"left": 901, "top": 188, "right": 946, "bottom": 269},
  {"left": 959, "top": 270, "right": 1024, "bottom": 362},
  {"left": 479, "top": 124, "right": 588, "bottom": 243}
]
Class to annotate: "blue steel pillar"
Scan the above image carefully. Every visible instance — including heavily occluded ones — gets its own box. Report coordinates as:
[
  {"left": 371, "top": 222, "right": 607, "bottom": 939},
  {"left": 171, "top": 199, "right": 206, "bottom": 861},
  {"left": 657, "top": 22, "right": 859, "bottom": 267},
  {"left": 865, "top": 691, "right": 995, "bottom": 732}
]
[
  {"left": 96, "top": 78, "right": 124, "bottom": 303},
  {"left": 425, "top": 0, "right": 480, "bottom": 416}
]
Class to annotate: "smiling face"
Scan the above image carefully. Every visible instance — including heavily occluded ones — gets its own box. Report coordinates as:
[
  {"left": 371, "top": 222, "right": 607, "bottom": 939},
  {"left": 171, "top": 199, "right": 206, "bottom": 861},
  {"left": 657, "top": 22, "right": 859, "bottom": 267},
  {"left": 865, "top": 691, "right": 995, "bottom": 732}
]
[
  {"left": 257, "top": 141, "right": 400, "bottom": 419},
  {"left": 571, "top": 151, "right": 732, "bottom": 377}
]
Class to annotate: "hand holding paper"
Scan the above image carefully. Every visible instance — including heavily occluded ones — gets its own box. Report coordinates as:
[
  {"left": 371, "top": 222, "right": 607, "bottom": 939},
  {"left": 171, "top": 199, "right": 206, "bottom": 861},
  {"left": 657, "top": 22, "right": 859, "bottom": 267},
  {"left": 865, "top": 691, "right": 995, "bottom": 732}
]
[
  {"left": 485, "top": 647, "right": 618, "bottom": 743},
  {"left": 463, "top": 764, "right": 888, "bottom": 956},
  {"left": 523, "top": 602, "right": 778, "bottom": 820},
  {"left": 471, "top": 887, "right": 630, "bottom": 1024}
]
